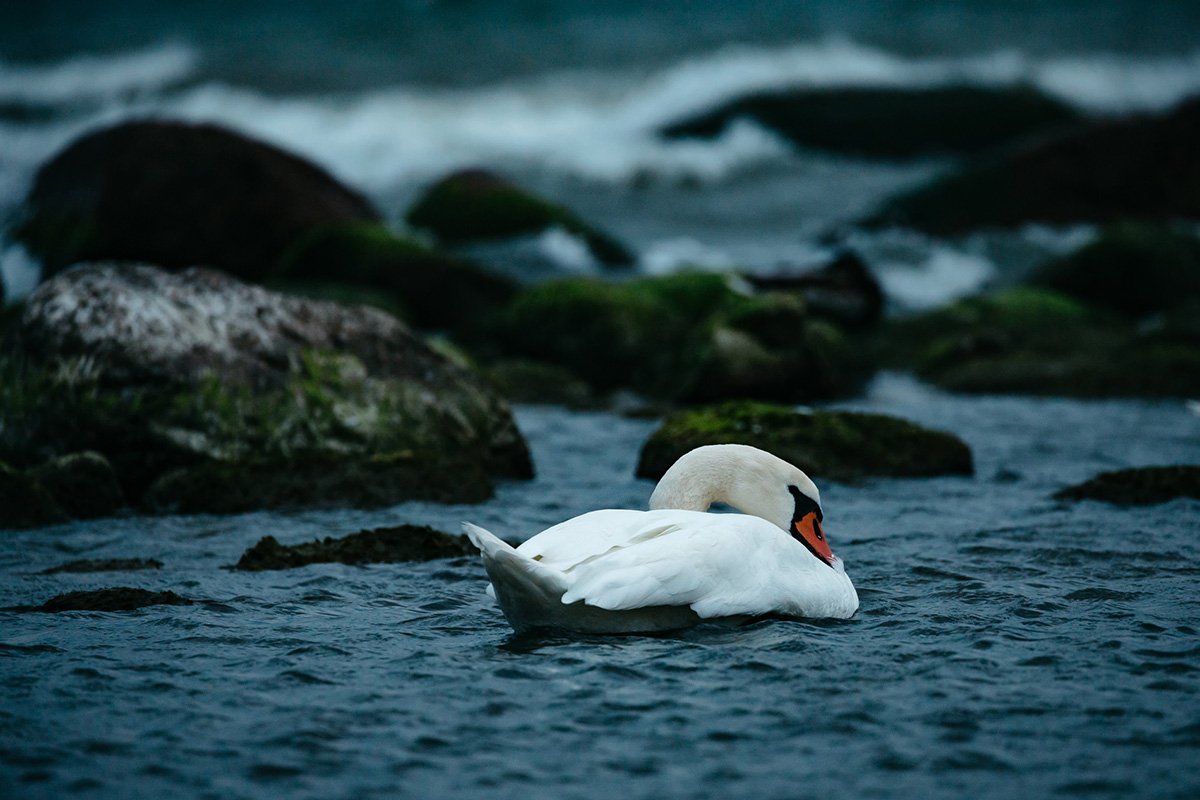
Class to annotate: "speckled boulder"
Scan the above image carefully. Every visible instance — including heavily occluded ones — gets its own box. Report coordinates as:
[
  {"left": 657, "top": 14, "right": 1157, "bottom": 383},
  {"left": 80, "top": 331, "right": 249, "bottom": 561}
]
[
  {"left": 636, "top": 401, "right": 973, "bottom": 482},
  {"left": 2, "top": 263, "right": 532, "bottom": 512}
]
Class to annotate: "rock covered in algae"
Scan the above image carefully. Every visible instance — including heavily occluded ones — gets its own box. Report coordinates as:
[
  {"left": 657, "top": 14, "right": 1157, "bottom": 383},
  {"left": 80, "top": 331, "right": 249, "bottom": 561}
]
[
  {"left": 406, "top": 168, "right": 634, "bottom": 267},
  {"left": 6, "top": 588, "right": 194, "bottom": 613},
  {"left": 1054, "top": 466, "right": 1200, "bottom": 506},
  {"left": 636, "top": 400, "right": 973, "bottom": 482},
  {"left": 232, "top": 525, "right": 473, "bottom": 571},
  {"left": 2, "top": 263, "right": 531, "bottom": 514}
]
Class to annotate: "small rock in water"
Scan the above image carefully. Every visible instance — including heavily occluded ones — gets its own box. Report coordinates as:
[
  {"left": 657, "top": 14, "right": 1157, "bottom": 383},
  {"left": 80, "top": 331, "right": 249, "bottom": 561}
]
[
  {"left": 1054, "top": 466, "right": 1200, "bottom": 506},
  {"left": 28, "top": 451, "right": 125, "bottom": 520},
  {"left": 0, "top": 461, "right": 68, "bottom": 530},
  {"left": 7, "top": 588, "right": 193, "bottom": 613},
  {"left": 232, "top": 524, "right": 474, "bottom": 571},
  {"left": 40, "top": 558, "right": 163, "bottom": 575}
]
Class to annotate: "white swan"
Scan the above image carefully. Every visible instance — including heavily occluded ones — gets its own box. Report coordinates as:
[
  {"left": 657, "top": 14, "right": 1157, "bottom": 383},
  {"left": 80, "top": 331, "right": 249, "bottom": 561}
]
[{"left": 464, "top": 444, "right": 858, "bottom": 633}]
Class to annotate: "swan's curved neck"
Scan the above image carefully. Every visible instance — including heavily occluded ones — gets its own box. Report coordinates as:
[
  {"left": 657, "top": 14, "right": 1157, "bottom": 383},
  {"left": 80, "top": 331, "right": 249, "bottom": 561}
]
[{"left": 648, "top": 448, "right": 731, "bottom": 512}]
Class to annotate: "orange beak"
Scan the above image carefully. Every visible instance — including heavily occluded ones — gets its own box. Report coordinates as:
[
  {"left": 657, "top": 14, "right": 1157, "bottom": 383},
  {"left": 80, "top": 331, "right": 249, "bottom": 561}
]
[{"left": 794, "top": 510, "right": 835, "bottom": 567}]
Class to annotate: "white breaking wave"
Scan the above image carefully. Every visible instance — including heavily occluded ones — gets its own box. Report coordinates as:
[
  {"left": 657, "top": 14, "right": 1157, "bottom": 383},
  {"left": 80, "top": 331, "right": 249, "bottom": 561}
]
[
  {"left": 2, "top": 38, "right": 1200, "bottom": 201},
  {"left": 0, "top": 42, "right": 198, "bottom": 105}
]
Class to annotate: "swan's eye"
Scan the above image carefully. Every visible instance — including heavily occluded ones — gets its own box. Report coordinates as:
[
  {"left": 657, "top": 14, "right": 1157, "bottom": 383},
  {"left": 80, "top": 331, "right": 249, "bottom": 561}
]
[{"left": 813, "top": 519, "right": 824, "bottom": 541}]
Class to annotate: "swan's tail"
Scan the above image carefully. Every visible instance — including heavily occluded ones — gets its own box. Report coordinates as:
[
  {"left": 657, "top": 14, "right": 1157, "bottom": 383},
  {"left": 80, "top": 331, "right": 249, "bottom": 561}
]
[{"left": 463, "top": 522, "right": 570, "bottom": 631}]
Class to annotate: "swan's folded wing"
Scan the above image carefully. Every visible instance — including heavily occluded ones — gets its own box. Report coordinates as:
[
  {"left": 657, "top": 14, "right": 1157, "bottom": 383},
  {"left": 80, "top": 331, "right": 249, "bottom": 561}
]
[{"left": 559, "top": 516, "right": 790, "bottom": 618}]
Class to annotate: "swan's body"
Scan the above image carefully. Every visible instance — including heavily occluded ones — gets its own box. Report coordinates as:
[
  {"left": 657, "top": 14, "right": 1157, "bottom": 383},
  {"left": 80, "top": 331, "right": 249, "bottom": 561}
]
[{"left": 465, "top": 444, "right": 858, "bottom": 633}]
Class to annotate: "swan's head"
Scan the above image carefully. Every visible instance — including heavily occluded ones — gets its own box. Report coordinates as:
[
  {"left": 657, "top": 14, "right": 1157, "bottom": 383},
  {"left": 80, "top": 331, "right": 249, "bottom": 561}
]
[{"left": 649, "top": 443, "right": 837, "bottom": 568}]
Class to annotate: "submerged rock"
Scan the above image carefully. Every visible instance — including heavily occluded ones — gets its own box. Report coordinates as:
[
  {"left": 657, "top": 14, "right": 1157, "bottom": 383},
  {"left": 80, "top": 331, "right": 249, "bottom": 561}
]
[
  {"left": 1, "top": 263, "right": 531, "bottom": 514},
  {"left": 274, "top": 222, "right": 517, "bottom": 329},
  {"left": 28, "top": 451, "right": 125, "bottom": 519},
  {"left": 406, "top": 169, "right": 634, "bottom": 267},
  {"left": 14, "top": 120, "right": 379, "bottom": 280},
  {"left": 662, "top": 85, "right": 1081, "bottom": 158},
  {"left": 484, "top": 359, "right": 600, "bottom": 408},
  {"left": 0, "top": 460, "right": 68, "bottom": 529},
  {"left": 636, "top": 401, "right": 973, "bottom": 482},
  {"left": 466, "top": 272, "right": 870, "bottom": 404},
  {"left": 1028, "top": 223, "right": 1200, "bottom": 319},
  {"left": 232, "top": 525, "right": 473, "bottom": 571},
  {"left": 40, "top": 558, "right": 163, "bottom": 574},
  {"left": 7, "top": 588, "right": 193, "bottom": 613},
  {"left": 868, "top": 97, "right": 1200, "bottom": 233},
  {"left": 1054, "top": 466, "right": 1200, "bottom": 506},
  {"left": 874, "top": 288, "right": 1200, "bottom": 397}
]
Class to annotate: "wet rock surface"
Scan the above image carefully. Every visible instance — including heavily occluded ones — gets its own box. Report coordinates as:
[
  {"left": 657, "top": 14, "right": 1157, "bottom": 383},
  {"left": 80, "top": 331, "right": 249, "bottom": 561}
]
[
  {"left": 868, "top": 96, "right": 1200, "bottom": 233},
  {"left": 743, "top": 251, "right": 884, "bottom": 328},
  {"left": 232, "top": 525, "right": 474, "bottom": 571},
  {"left": 6, "top": 587, "right": 194, "bottom": 613},
  {"left": 406, "top": 169, "right": 635, "bottom": 267},
  {"left": 636, "top": 400, "right": 973, "bottom": 482},
  {"left": 1, "top": 263, "right": 531, "bottom": 515},
  {"left": 1054, "top": 466, "right": 1200, "bottom": 506},
  {"left": 40, "top": 558, "right": 163, "bottom": 575},
  {"left": 15, "top": 120, "right": 379, "bottom": 280},
  {"left": 663, "top": 85, "right": 1081, "bottom": 159}
]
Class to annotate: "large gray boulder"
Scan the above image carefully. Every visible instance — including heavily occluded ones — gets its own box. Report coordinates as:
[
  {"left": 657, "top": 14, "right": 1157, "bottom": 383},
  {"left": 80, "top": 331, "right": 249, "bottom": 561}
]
[{"left": 1, "top": 263, "right": 532, "bottom": 515}]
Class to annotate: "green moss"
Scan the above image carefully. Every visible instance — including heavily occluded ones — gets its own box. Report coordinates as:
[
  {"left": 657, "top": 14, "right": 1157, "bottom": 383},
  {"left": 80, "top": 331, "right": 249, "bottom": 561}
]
[
  {"left": 1054, "top": 466, "right": 1200, "bottom": 506},
  {"left": 405, "top": 170, "right": 634, "bottom": 266},
  {"left": 467, "top": 273, "right": 870, "bottom": 403},
  {"left": 1029, "top": 223, "right": 1200, "bottom": 318},
  {"left": 275, "top": 222, "right": 517, "bottom": 329},
  {"left": 485, "top": 360, "right": 600, "bottom": 408},
  {"left": 11, "top": 212, "right": 99, "bottom": 277},
  {"left": 636, "top": 400, "right": 973, "bottom": 482},
  {"left": 0, "top": 460, "right": 69, "bottom": 529}
]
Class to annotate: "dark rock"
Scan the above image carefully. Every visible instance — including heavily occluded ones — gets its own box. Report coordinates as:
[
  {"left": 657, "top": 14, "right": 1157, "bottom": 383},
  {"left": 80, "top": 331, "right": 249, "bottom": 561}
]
[
  {"left": 28, "top": 451, "right": 125, "bottom": 519},
  {"left": 874, "top": 288, "right": 1200, "bottom": 397},
  {"left": 1054, "top": 466, "right": 1200, "bottom": 506},
  {"left": 466, "top": 272, "right": 871, "bottom": 404},
  {"left": 41, "top": 558, "right": 163, "bottom": 574},
  {"left": 663, "top": 85, "right": 1081, "bottom": 159},
  {"left": 2, "top": 263, "right": 531, "bottom": 510},
  {"left": 868, "top": 96, "right": 1200, "bottom": 233},
  {"left": 1028, "top": 223, "right": 1200, "bottom": 319},
  {"left": 15, "top": 120, "right": 378, "bottom": 280},
  {"left": 0, "top": 461, "right": 68, "bottom": 529},
  {"left": 636, "top": 401, "right": 973, "bottom": 482},
  {"left": 406, "top": 169, "right": 635, "bottom": 267},
  {"left": 232, "top": 525, "right": 473, "bottom": 571},
  {"left": 274, "top": 222, "right": 517, "bottom": 329},
  {"left": 743, "top": 251, "right": 884, "bottom": 327},
  {"left": 8, "top": 588, "right": 193, "bottom": 613}
]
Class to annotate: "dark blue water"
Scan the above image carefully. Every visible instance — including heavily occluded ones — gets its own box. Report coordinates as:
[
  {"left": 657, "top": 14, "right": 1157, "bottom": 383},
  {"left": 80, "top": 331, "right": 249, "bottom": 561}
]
[{"left": 2, "top": 376, "right": 1198, "bottom": 799}]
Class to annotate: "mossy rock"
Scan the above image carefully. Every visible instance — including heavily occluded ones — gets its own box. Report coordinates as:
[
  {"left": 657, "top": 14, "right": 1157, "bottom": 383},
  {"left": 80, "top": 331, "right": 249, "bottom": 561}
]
[
  {"left": 636, "top": 401, "right": 973, "bottom": 482},
  {"left": 275, "top": 222, "right": 517, "bottom": 329},
  {"left": 28, "top": 451, "right": 125, "bottom": 519},
  {"left": 467, "top": 273, "right": 870, "bottom": 403},
  {"left": 1054, "top": 466, "right": 1200, "bottom": 506},
  {"left": 231, "top": 525, "right": 472, "bottom": 571},
  {"left": 406, "top": 169, "right": 634, "bottom": 267},
  {"left": 143, "top": 450, "right": 493, "bottom": 514},
  {"left": 485, "top": 359, "right": 600, "bottom": 408},
  {"left": 663, "top": 85, "right": 1081, "bottom": 158},
  {"left": 873, "top": 287, "right": 1200, "bottom": 397},
  {"left": 0, "top": 460, "right": 68, "bottom": 529},
  {"left": 866, "top": 97, "right": 1200, "bottom": 233},
  {"left": 7, "top": 588, "right": 194, "bottom": 613},
  {"left": 1028, "top": 223, "right": 1200, "bottom": 319}
]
